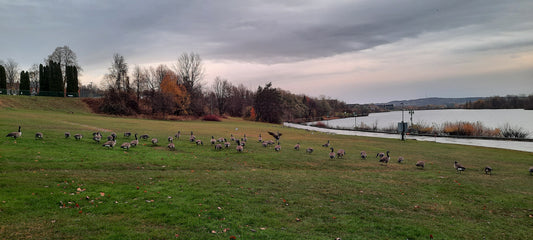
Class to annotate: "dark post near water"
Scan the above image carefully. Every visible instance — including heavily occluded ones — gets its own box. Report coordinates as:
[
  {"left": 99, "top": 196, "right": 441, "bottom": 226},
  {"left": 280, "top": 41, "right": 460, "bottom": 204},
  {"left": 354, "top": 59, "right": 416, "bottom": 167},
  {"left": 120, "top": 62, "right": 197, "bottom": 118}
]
[
  {"left": 409, "top": 109, "right": 414, "bottom": 126},
  {"left": 401, "top": 103, "right": 406, "bottom": 141}
]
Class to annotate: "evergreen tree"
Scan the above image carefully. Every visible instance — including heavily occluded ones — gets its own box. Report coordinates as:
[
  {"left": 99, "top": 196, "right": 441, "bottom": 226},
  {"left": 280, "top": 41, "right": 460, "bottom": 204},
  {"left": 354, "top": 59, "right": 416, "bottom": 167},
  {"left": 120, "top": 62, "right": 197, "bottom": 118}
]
[
  {"left": 19, "top": 71, "right": 30, "bottom": 95},
  {"left": 254, "top": 82, "right": 282, "bottom": 123},
  {"left": 0, "top": 65, "right": 6, "bottom": 93},
  {"left": 66, "top": 65, "right": 79, "bottom": 96},
  {"left": 39, "top": 64, "right": 50, "bottom": 95},
  {"left": 48, "top": 61, "right": 63, "bottom": 96}
]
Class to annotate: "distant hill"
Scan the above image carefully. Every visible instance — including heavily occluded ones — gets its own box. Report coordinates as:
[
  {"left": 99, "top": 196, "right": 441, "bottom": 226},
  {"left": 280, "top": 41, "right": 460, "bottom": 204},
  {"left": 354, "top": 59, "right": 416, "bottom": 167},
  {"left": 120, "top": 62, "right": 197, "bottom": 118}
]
[{"left": 384, "top": 97, "right": 484, "bottom": 107}]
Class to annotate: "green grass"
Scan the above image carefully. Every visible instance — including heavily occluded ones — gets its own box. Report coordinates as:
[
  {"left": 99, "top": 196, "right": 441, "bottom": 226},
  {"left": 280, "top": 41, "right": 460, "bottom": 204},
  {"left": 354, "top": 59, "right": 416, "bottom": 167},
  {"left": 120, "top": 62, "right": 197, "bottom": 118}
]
[{"left": 1, "top": 95, "right": 532, "bottom": 239}]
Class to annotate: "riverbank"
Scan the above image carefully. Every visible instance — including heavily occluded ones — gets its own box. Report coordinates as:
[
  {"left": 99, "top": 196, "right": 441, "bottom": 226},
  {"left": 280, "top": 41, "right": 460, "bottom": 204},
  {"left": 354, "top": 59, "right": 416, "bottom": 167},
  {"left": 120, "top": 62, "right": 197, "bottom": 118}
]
[{"left": 284, "top": 122, "right": 533, "bottom": 153}]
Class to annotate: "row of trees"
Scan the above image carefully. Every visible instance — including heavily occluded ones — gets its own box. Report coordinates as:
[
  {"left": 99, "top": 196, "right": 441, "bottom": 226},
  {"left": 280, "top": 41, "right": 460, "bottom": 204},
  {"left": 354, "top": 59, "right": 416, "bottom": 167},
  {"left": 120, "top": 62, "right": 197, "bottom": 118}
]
[
  {"left": 1, "top": 46, "right": 81, "bottom": 96},
  {"left": 95, "top": 52, "right": 349, "bottom": 123},
  {"left": 463, "top": 95, "right": 533, "bottom": 110}
]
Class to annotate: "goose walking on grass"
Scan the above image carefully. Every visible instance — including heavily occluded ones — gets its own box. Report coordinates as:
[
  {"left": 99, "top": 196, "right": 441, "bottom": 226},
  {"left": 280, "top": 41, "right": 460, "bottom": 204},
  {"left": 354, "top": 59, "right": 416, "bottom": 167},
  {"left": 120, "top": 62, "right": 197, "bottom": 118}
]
[
  {"left": 397, "top": 156, "right": 404, "bottom": 164},
  {"left": 120, "top": 142, "right": 131, "bottom": 151},
  {"left": 337, "top": 149, "right": 345, "bottom": 158},
  {"left": 6, "top": 126, "right": 22, "bottom": 139},
  {"left": 360, "top": 151, "right": 367, "bottom": 160},
  {"left": 93, "top": 134, "right": 102, "bottom": 143},
  {"left": 175, "top": 131, "right": 181, "bottom": 140},
  {"left": 210, "top": 136, "right": 216, "bottom": 145},
  {"left": 329, "top": 148, "right": 335, "bottom": 159},
  {"left": 151, "top": 138, "right": 158, "bottom": 145},
  {"left": 454, "top": 161, "right": 466, "bottom": 173},
  {"left": 35, "top": 132, "right": 43, "bottom": 140},
  {"left": 140, "top": 134, "right": 149, "bottom": 140},
  {"left": 379, "top": 151, "right": 390, "bottom": 165},
  {"left": 416, "top": 161, "right": 425, "bottom": 169},
  {"left": 236, "top": 140, "right": 243, "bottom": 152},
  {"left": 167, "top": 143, "right": 175, "bottom": 151},
  {"left": 322, "top": 140, "right": 330, "bottom": 147},
  {"left": 484, "top": 166, "right": 492, "bottom": 175},
  {"left": 294, "top": 142, "right": 300, "bottom": 150},
  {"left": 215, "top": 143, "right": 222, "bottom": 150},
  {"left": 102, "top": 136, "right": 116, "bottom": 149},
  {"left": 168, "top": 136, "right": 173, "bottom": 143},
  {"left": 74, "top": 134, "right": 83, "bottom": 140},
  {"left": 130, "top": 134, "right": 138, "bottom": 147},
  {"left": 124, "top": 132, "right": 132, "bottom": 138},
  {"left": 306, "top": 147, "right": 314, "bottom": 154},
  {"left": 224, "top": 139, "right": 230, "bottom": 148},
  {"left": 274, "top": 141, "right": 281, "bottom": 152}
]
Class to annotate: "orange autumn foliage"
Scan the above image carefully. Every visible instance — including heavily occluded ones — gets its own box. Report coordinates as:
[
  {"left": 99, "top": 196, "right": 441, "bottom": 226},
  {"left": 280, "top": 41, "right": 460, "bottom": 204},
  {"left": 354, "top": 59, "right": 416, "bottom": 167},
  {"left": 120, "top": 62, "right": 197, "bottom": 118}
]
[{"left": 160, "top": 72, "right": 190, "bottom": 115}]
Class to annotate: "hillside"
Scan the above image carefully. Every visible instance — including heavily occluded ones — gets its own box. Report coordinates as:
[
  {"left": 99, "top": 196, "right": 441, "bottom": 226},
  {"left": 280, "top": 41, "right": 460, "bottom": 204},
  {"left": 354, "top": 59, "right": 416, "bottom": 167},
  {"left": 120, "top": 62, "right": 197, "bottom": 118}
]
[
  {"left": 0, "top": 95, "right": 92, "bottom": 114},
  {"left": 385, "top": 97, "right": 484, "bottom": 107}
]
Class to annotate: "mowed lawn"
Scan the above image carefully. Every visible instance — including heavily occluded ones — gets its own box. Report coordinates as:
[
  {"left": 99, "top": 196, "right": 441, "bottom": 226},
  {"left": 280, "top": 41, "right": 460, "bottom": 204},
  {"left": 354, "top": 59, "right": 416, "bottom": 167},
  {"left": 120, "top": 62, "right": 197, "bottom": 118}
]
[{"left": 1, "top": 96, "right": 532, "bottom": 239}]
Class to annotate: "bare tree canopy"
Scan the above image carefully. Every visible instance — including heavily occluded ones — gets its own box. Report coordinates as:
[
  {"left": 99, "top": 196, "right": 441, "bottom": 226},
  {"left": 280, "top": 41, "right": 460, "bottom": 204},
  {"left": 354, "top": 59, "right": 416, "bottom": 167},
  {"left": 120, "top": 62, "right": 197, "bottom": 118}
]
[
  {"left": 4, "top": 59, "right": 19, "bottom": 92},
  {"left": 175, "top": 52, "right": 204, "bottom": 93},
  {"left": 105, "top": 53, "right": 129, "bottom": 91},
  {"left": 212, "top": 76, "right": 231, "bottom": 114},
  {"left": 46, "top": 46, "right": 82, "bottom": 78}
]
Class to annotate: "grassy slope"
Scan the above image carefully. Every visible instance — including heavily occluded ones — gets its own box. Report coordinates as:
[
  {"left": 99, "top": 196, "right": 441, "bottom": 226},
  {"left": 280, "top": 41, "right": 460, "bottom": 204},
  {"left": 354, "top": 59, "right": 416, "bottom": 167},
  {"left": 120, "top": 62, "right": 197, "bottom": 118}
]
[{"left": 0, "top": 96, "right": 532, "bottom": 239}]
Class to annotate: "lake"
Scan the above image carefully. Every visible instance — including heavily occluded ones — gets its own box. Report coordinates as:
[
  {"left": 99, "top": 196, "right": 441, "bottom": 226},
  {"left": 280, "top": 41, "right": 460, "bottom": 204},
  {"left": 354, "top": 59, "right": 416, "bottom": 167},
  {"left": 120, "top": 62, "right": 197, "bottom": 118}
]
[{"left": 318, "top": 109, "right": 533, "bottom": 136}]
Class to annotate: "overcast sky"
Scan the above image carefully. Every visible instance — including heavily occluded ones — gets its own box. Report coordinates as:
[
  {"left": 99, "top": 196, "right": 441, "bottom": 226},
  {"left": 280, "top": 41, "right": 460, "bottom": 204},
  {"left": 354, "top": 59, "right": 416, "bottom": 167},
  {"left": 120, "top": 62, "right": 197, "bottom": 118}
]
[{"left": 1, "top": 0, "right": 532, "bottom": 103}]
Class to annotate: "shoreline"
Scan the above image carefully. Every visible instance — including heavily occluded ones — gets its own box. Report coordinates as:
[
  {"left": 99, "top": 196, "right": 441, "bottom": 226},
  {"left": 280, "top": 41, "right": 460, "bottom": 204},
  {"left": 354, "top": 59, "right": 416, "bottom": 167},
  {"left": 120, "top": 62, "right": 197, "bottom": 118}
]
[{"left": 284, "top": 122, "right": 533, "bottom": 153}]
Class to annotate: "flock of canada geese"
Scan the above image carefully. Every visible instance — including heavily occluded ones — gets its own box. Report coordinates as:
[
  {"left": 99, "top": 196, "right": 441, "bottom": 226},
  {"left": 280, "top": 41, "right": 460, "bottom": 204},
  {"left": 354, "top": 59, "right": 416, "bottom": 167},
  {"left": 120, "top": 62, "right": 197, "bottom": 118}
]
[{"left": 6, "top": 125, "right": 533, "bottom": 175}]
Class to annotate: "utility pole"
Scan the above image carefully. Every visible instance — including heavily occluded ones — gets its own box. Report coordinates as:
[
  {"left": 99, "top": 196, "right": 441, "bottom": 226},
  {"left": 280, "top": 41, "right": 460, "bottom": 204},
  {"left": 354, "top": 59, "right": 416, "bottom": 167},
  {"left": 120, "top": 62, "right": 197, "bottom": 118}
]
[{"left": 401, "top": 103, "right": 405, "bottom": 141}]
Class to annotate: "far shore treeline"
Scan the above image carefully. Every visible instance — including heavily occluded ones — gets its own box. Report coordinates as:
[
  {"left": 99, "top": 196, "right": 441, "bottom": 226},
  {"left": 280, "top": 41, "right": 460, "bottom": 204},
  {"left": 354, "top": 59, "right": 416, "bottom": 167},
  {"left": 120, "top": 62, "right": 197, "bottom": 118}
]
[{"left": 1, "top": 46, "right": 532, "bottom": 124}]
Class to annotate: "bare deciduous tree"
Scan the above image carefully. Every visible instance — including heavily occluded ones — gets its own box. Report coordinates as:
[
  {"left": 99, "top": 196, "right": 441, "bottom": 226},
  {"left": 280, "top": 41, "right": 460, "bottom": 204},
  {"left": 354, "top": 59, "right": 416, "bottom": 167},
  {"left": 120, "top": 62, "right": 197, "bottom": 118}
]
[
  {"left": 175, "top": 52, "right": 204, "bottom": 93},
  {"left": 4, "top": 59, "right": 19, "bottom": 93},
  {"left": 212, "top": 76, "right": 231, "bottom": 115},
  {"left": 105, "top": 53, "right": 129, "bottom": 91}
]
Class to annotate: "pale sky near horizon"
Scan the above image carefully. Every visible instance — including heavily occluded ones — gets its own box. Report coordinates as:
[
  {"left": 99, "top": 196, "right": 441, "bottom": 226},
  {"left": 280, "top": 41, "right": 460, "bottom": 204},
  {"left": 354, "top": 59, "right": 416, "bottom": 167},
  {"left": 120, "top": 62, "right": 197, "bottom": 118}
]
[{"left": 1, "top": 0, "right": 532, "bottom": 104}]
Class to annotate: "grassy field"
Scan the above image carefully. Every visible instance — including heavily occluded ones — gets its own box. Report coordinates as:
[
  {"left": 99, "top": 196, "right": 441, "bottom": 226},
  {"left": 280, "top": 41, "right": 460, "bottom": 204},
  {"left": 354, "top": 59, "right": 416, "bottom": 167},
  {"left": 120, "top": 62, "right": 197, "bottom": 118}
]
[{"left": 1, "top": 95, "right": 532, "bottom": 239}]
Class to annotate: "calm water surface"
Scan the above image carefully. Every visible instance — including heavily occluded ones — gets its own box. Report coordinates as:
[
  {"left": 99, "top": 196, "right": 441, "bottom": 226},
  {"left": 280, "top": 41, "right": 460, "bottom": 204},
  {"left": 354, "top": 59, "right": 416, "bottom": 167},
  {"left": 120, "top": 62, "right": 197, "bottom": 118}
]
[{"left": 322, "top": 109, "right": 533, "bottom": 135}]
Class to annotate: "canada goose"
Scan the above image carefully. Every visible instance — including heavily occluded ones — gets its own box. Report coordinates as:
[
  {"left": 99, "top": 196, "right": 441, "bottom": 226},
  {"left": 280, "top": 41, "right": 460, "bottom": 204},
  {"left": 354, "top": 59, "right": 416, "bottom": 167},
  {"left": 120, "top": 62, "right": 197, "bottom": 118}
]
[
  {"left": 529, "top": 167, "right": 533, "bottom": 175},
  {"left": 168, "top": 136, "right": 173, "bottom": 143},
  {"left": 210, "top": 136, "right": 216, "bottom": 145},
  {"left": 398, "top": 156, "right": 404, "bottom": 163},
  {"left": 294, "top": 142, "right": 300, "bottom": 150},
  {"left": 196, "top": 139, "right": 203, "bottom": 145},
  {"left": 376, "top": 152, "right": 385, "bottom": 158},
  {"left": 102, "top": 136, "right": 116, "bottom": 149},
  {"left": 130, "top": 134, "right": 138, "bottom": 147},
  {"left": 379, "top": 151, "right": 390, "bottom": 165},
  {"left": 111, "top": 132, "right": 117, "bottom": 139},
  {"left": 218, "top": 137, "right": 225, "bottom": 143},
  {"left": 236, "top": 140, "right": 243, "bottom": 152},
  {"left": 93, "top": 134, "right": 102, "bottom": 143},
  {"left": 167, "top": 143, "right": 175, "bottom": 151},
  {"left": 306, "top": 147, "right": 314, "bottom": 154},
  {"left": 6, "top": 126, "right": 22, "bottom": 139},
  {"left": 454, "top": 161, "right": 465, "bottom": 173},
  {"left": 74, "top": 134, "right": 83, "bottom": 140},
  {"left": 274, "top": 141, "right": 281, "bottom": 151},
  {"left": 322, "top": 140, "right": 330, "bottom": 147},
  {"left": 243, "top": 134, "right": 247, "bottom": 142},
  {"left": 337, "top": 149, "right": 345, "bottom": 158},
  {"left": 240, "top": 139, "right": 246, "bottom": 147},
  {"left": 258, "top": 134, "right": 262, "bottom": 142},
  {"left": 215, "top": 143, "right": 222, "bottom": 150},
  {"left": 268, "top": 131, "right": 282, "bottom": 141},
  {"left": 224, "top": 139, "right": 230, "bottom": 148},
  {"left": 151, "top": 138, "right": 158, "bottom": 145},
  {"left": 262, "top": 141, "right": 268, "bottom": 147},
  {"left": 64, "top": 132, "right": 70, "bottom": 138},
  {"left": 174, "top": 131, "right": 181, "bottom": 140},
  {"left": 484, "top": 166, "right": 492, "bottom": 175},
  {"left": 360, "top": 151, "right": 367, "bottom": 160},
  {"left": 35, "top": 132, "right": 43, "bottom": 139},
  {"left": 124, "top": 132, "right": 131, "bottom": 138},
  {"left": 120, "top": 142, "right": 131, "bottom": 150},
  {"left": 230, "top": 134, "right": 235, "bottom": 142},
  {"left": 140, "top": 134, "right": 149, "bottom": 140},
  {"left": 190, "top": 132, "right": 196, "bottom": 142},
  {"left": 329, "top": 148, "right": 335, "bottom": 159},
  {"left": 107, "top": 135, "right": 114, "bottom": 141},
  {"left": 415, "top": 161, "right": 425, "bottom": 169}
]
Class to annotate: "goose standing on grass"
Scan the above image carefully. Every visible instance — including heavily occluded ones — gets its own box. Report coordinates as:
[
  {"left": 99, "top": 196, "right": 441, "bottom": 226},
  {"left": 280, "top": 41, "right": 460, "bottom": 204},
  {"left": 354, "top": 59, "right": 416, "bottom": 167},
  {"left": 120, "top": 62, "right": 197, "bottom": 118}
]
[
  {"left": 397, "top": 156, "right": 404, "bottom": 164},
  {"left": 35, "top": 132, "right": 43, "bottom": 140},
  {"left": 6, "top": 126, "right": 22, "bottom": 139},
  {"left": 196, "top": 139, "right": 203, "bottom": 145},
  {"left": 337, "top": 149, "right": 345, "bottom": 158},
  {"left": 322, "top": 140, "right": 330, "bottom": 147},
  {"left": 74, "top": 133, "right": 83, "bottom": 140},
  {"left": 376, "top": 152, "right": 385, "bottom": 159},
  {"left": 64, "top": 132, "right": 70, "bottom": 138},
  {"left": 210, "top": 136, "right": 216, "bottom": 145},
  {"left": 111, "top": 132, "right": 117, "bottom": 140},
  {"left": 243, "top": 134, "right": 247, "bottom": 142},
  {"left": 230, "top": 134, "right": 235, "bottom": 142},
  {"left": 124, "top": 132, "right": 131, "bottom": 138},
  {"left": 484, "top": 166, "right": 492, "bottom": 175},
  {"left": 120, "top": 142, "right": 131, "bottom": 151},
  {"left": 236, "top": 139, "right": 243, "bottom": 152},
  {"left": 168, "top": 136, "right": 173, "bottom": 143},
  {"left": 454, "top": 161, "right": 466, "bottom": 173},
  {"left": 274, "top": 141, "right": 281, "bottom": 152},
  {"left": 379, "top": 151, "right": 390, "bottom": 165},
  {"left": 190, "top": 132, "right": 196, "bottom": 142},
  {"left": 215, "top": 143, "right": 222, "bottom": 150},
  {"left": 130, "top": 134, "right": 138, "bottom": 147},
  {"left": 262, "top": 141, "right": 268, "bottom": 148},
  {"left": 93, "top": 133, "right": 102, "bottom": 143},
  {"left": 167, "top": 143, "right": 175, "bottom": 151},
  {"left": 151, "top": 138, "right": 158, "bottom": 145},
  {"left": 224, "top": 139, "right": 231, "bottom": 148},
  {"left": 140, "top": 134, "right": 149, "bottom": 140},
  {"left": 306, "top": 147, "right": 314, "bottom": 154},
  {"left": 416, "top": 161, "right": 425, "bottom": 169},
  {"left": 175, "top": 131, "right": 181, "bottom": 140},
  {"left": 294, "top": 142, "right": 300, "bottom": 150},
  {"left": 529, "top": 167, "right": 533, "bottom": 175},
  {"left": 102, "top": 136, "right": 116, "bottom": 149},
  {"left": 360, "top": 151, "right": 367, "bottom": 160},
  {"left": 258, "top": 134, "right": 262, "bottom": 142},
  {"left": 329, "top": 148, "right": 335, "bottom": 159}
]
